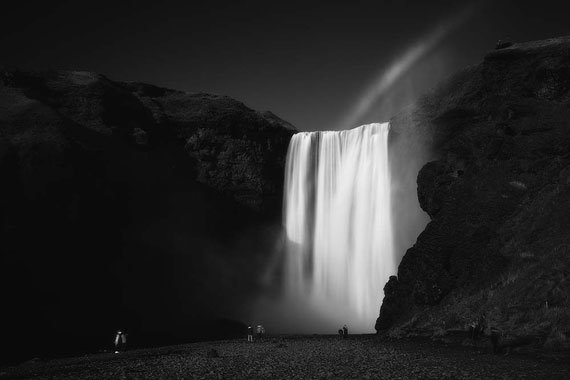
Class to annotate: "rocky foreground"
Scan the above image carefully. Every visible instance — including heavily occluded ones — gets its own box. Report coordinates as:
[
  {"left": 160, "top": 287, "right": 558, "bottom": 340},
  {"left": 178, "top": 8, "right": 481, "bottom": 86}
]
[{"left": 2, "top": 336, "right": 568, "bottom": 380}]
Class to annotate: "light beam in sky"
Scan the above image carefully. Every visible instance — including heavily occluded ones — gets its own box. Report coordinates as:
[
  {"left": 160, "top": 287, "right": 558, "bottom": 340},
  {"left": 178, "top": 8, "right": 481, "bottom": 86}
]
[{"left": 338, "top": 5, "right": 476, "bottom": 130}]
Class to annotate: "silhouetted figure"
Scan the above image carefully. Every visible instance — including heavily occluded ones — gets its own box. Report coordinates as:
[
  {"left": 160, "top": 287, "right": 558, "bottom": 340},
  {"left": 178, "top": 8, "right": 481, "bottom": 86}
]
[
  {"left": 114, "top": 330, "right": 127, "bottom": 353},
  {"left": 469, "top": 321, "right": 477, "bottom": 340},
  {"left": 469, "top": 314, "right": 486, "bottom": 343},
  {"left": 256, "top": 325, "right": 265, "bottom": 339},
  {"left": 343, "top": 325, "right": 348, "bottom": 338},
  {"left": 495, "top": 39, "right": 513, "bottom": 50},
  {"left": 338, "top": 329, "right": 343, "bottom": 337},
  {"left": 490, "top": 327, "right": 501, "bottom": 354},
  {"left": 247, "top": 325, "right": 253, "bottom": 342}
]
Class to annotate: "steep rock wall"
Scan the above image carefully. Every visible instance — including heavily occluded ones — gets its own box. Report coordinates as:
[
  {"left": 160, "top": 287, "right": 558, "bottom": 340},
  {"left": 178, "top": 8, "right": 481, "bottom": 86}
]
[{"left": 378, "top": 37, "right": 570, "bottom": 352}]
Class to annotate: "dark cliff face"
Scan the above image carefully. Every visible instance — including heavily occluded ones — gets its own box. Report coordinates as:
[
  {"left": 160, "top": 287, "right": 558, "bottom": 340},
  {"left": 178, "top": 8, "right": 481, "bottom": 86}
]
[
  {"left": 379, "top": 37, "right": 570, "bottom": 351},
  {"left": 126, "top": 81, "right": 295, "bottom": 213},
  {"left": 0, "top": 70, "right": 295, "bottom": 363}
]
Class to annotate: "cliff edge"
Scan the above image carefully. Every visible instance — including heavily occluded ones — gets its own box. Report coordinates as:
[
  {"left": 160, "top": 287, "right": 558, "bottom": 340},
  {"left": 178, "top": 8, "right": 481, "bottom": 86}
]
[{"left": 379, "top": 36, "right": 570, "bottom": 354}]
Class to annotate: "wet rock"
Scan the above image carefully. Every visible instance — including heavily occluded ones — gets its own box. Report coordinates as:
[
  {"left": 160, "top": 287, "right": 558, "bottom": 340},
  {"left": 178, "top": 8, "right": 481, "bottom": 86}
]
[{"left": 376, "top": 276, "right": 404, "bottom": 330}]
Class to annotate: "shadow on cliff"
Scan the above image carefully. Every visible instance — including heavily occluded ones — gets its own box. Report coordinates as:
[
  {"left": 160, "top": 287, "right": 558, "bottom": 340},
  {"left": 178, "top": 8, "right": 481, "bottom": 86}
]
[{"left": 0, "top": 69, "right": 294, "bottom": 364}]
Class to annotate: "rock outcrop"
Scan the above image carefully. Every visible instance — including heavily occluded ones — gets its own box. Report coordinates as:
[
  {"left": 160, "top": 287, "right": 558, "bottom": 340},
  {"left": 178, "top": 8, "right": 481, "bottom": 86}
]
[
  {"left": 0, "top": 69, "right": 295, "bottom": 363},
  {"left": 378, "top": 37, "right": 570, "bottom": 353}
]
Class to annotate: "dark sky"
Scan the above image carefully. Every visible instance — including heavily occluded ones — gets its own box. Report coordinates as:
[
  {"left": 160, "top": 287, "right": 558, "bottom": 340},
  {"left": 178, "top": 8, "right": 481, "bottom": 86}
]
[{"left": 3, "top": 0, "right": 570, "bottom": 131}]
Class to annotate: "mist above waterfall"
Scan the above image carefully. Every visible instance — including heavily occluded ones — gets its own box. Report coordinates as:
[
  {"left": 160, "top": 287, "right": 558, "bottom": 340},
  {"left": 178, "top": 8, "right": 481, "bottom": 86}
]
[{"left": 262, "top": 123, "right": 394, "bottom": 333}]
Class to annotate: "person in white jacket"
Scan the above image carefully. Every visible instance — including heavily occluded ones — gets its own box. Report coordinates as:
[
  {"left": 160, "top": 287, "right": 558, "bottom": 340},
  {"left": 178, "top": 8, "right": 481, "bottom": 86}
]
[
  {"left": 247, "top": 325, "right": 253, "bottom": 342},
  {"left": 114, "top": 330, "right": 127, "bottom": 353}
]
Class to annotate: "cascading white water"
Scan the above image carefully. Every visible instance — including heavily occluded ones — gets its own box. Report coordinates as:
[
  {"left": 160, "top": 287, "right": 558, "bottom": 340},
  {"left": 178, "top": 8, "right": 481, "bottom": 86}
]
[{"left": 283, "top": 122, "right": 395, "bottom": 332}]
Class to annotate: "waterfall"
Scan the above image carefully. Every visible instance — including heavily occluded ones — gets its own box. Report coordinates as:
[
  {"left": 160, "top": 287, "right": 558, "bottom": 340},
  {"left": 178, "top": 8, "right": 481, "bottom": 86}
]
[{"left": 283, "top": 122, "right": 395, "bottom": 332}]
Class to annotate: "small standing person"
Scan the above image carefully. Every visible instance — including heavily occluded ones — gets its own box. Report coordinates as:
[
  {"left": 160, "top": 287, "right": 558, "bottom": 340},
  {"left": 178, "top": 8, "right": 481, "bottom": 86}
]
[
  {"left": 342, "top": 324, "right": 348, "bottom": 338},
  {"left": 256, "top": 325, "right": 265, "bottom": 340},
  {"left": 247, "top": 325, "right": 254, "bottom": 342},
  {"left": 114, "top": 330, "right": 127, "bottom": 353}
]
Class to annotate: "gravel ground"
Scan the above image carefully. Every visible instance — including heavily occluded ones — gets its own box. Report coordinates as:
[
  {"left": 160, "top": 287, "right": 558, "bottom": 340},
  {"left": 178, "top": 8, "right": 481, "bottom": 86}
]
[{"left": 1, "top": 335, "right": 568, "bottom": 380}]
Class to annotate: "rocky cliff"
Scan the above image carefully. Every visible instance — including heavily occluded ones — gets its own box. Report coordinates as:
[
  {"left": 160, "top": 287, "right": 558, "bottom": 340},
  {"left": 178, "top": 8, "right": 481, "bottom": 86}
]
[
  {"left": 0, "top": 70, "right": 295, "bottom": 363},
  {"left": 378, "top": 37, "right": 570, "bottom": 353}
]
